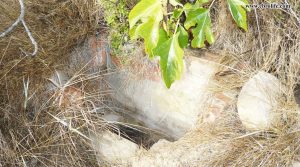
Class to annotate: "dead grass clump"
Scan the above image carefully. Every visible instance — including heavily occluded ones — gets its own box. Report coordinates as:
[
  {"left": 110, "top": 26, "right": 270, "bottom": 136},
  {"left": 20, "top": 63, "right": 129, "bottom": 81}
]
[
  {"left": 0, "top": 0, "right": 100, "bottom": 106},
  {"left": 0, "top": 0, "right": 98, "bottom": 62},
  {"left": 195, "top": 101, "right": 300, "bottom": 166},
  {"left": 204, "top": 0, "right": 300, "bottom": 166},
  {"left": 0, "top": 0, "right": 114, "bottom": 166},
  {"left": 0, "top": 70, "right": 114, "bottom": 166},
  {"left": 0, "top": 0, "right": 299, "bottom": 166}
]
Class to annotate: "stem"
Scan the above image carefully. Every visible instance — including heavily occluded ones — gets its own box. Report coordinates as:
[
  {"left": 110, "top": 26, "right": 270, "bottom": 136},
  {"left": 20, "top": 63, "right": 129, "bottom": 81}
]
[
  {"left": 0, "top": 0, "right": 24, "bottom": 38},
  {"left": 163, "top": 0, "right": 169, "bottom": 33},
  {"left": 173, "top": 18, "right": 181, "bottom": 37},
  {"left": 0, "top": 0, "right": 38, "bottom": 56},
  {"left": 208, "top": 0, "right": 217, "bottom": 10},
  {"left": 22, "top": 19, "right": 38, "bottom": 56}
]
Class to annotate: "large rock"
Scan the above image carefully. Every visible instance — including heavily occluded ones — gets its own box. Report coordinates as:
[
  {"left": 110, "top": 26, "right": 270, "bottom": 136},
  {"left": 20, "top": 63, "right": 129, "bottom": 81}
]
[
  {"left": 293, "top": 161, "right": 300, "bottom": 167},
  {"left": 237, "top": 71, "right": 281, "bottom": 130},
  {"left": 106, "top": 56, "right": 218, "bottom": 139},
  {"left": 91, "top": 131, "right": 140, "bottom": 165},
  {"left": 91, "top": 129, "right": 227, "bottom": 167}
]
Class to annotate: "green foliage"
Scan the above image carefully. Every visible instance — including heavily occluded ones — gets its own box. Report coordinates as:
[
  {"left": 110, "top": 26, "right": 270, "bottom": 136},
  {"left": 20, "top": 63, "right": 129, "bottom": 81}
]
[
  {"left": 128, "top": 0, "right": 163, "bottom": 28},
  {"left": 184, "top": 8, "right": 214, "bottom": 48},
  {"left": 128, "top": 0, "right": 250, "bottom": 88},
  {"left": 177, "top": 25, "right": 188, "bottom": 48},
  {"left": 154, "top": 32, "right": 184, "bottom": 88},
  {"left": 227, "top": 0, "right": 250, "bottom": 31},
  {"left": 129, "top": 0, "right": 163, "bottom": 57},
  {"left": 100, "top": 0, "right": 129, "bottom": 54}
]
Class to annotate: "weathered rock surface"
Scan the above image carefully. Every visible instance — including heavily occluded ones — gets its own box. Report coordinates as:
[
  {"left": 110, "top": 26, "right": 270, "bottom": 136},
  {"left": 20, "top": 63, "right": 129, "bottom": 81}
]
[
  {"left": 67, "top": 36, "right": 109, "bottom": 74},
  {"left": 237, "top": 71, "right": 281, "bottom": 130},
  {"left": 91, "top": 129, "right": 228, "bottom": 167},
  {"left": 91, "top": 131, "right": 140, "bottom": 165},
  {"left": 106, "top": 56, "right": 218, "bottom": 139},
  {"left": 293, "top": 161, "right": 300, "bottom": 167}
]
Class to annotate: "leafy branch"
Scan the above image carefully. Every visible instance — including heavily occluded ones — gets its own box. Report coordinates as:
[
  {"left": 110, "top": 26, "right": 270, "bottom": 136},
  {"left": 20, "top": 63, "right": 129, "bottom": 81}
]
[{"left": 129, "top": 0, "right": 250, "bottom": 88}]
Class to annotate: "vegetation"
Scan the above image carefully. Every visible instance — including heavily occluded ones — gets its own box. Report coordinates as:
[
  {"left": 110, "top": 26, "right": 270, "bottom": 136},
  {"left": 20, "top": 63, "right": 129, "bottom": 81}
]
[
  {"left": 129, "top": 0, "right": 250, "bottom": 88},
  {"left": 0, "top": 0, "right": 299, "bottom": 166},
  {"left": 100, "top": 0, "right": 130, "bottom": 54}
]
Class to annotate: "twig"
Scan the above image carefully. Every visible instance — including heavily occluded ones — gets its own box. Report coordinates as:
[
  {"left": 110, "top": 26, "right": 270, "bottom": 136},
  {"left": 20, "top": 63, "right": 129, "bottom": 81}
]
[
  {"left": 23, "top": 76, "right": 29, "bottom": 109},
  {"left": 21, "top": 19, "right": 38, "bottom": 56},
  {"left": 0, "top": 0, "right": 38, "bottom": 56},
  {"left": 209, "top": 0, "right": 217, "bottom": 10},
  {"left": 48, "top": 112, "right": 91, "bottom": 141},
  {"left": 0, "top": 0, "right": 25, "bottom": 38}
]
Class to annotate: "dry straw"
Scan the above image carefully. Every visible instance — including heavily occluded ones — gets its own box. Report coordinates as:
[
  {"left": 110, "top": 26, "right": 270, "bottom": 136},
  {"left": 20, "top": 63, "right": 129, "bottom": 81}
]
[
  {"left": 0, "top": 0, "right": 300, "bottom": 166},
  {"left": 202, "top": 0, "right": 300, "bottom": 166},
  {"left": 0, "top": 0, "right": 111, "bottom": 166}
]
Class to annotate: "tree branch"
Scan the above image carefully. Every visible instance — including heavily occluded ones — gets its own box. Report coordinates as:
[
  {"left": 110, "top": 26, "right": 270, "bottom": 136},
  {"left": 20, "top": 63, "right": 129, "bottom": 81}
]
[
  {"left": 0, "top": 0, "right": 25, "bottom": 38},
  {"left": 0, "top": 0, "right": 38, "bottom": 56}
]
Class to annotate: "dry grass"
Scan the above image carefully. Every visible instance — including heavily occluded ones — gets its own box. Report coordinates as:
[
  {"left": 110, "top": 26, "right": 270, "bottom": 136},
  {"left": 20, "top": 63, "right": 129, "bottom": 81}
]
[
  {"left": 0, "top": 0, "right": 114, "bottom": 166},
  {"left": 0, "top": 0, "right": 300, "bottom": 166},
  {"left": 0, "top": 63, "right": 116, "bottom": 166},
  {"left": 100, "top": 0, "right": 300, "bottom": 165},
  {"left": 198, "top": 0, "right": 300, "bottom": 166}
]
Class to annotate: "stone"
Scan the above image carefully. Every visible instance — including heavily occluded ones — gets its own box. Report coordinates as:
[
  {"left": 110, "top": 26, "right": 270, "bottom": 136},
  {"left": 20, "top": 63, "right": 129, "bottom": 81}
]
[
  {"left": 106, "top": 56, "right": 218, "bottom": 139},
  {"left": 91, "top": 130, "right": 223, "bottom": 167},
  {"left": 67, "top": 35, "right": 109, "bottom": 75},
  {"left": 203, "top": 91, "right": 237, "bottom": 123},
  {"left": 237, "top": 71, "right": 281, "bottom": 130},
  {"left": 91, "top": 131, "right": 140, "bottom": 165},
  {"left": 293, "top": 161, "right": 300, "bottom": 167}
]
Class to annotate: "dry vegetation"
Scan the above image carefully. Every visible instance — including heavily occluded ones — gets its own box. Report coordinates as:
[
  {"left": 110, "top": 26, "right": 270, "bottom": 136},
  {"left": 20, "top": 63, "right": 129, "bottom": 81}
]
[
  {"left": 0, "top": 0, "right": 299, "bottom": 166},
  {"left": 201, "top": 0, "right": 300, "bottom": 166},
  {"left": 0, "top": 0, "right": 110, "bottom": 166}
]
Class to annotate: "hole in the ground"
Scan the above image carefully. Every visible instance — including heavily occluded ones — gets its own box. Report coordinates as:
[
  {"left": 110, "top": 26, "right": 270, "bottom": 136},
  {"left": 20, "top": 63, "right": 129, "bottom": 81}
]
[
  {"left": 109, "top": 124, "right": 174, "bottom": 149},
  {"left": 102, "top": 100, "right": 175, "bottom": 149}
]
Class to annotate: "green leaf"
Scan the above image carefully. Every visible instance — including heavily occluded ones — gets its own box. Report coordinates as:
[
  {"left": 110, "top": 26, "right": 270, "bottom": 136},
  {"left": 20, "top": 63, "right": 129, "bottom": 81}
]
[
  {"left": 178, "top": 25, "right": 188, "bottom": 48},
  {"left": 129, "top": 0, "right": 164, "bottom": 57},
  {"left": 184, "top": 8, "right": 215, "bottom": 48},
  {"left": 134, "top": 17, "right": 161, "bottom": 57},
  {"left": 154, "top": 33, "right": 184, "bottom": 88},
  {"left": 183, "top": 3, "right": 200, "bottom": 11},
  {"left": 227, "top": 0, "right": 249, "bottom": 31},
  {"left": 157, "top": 28, "right": 169, "bottom": 47},
  {"left": 183, "top": 0, "right": 207, "bottom": 11},
  {"left": 197, "top": 0, "right": 210, "bottom": 5},
  {"left": 172, "top": 8, "right": 183, "bottom": 19},
  {"left": 128, "top": 0, "right": 163, "bottom": 29},
  {"left": 169, "top": 0, "right": 183, "bottom": 7},
  {"left": 184, "top": 8, "right": 205, "bottom": 29},
  {"left": 129, "top": 26, "right": 138, "bottom": 39}
]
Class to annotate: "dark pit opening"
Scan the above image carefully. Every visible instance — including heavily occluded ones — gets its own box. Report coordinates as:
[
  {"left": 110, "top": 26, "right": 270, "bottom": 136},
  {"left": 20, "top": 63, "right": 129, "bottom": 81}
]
[{"left": 109, "top": 123, "right": 174, "bottom": 149}]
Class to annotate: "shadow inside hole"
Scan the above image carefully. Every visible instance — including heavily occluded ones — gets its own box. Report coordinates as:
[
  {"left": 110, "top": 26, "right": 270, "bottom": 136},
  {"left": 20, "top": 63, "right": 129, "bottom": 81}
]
[
  {"left": 294, "top": 84, "right": 300, "bottom": 106},
  {"left": 109, "top": 124, "right": 174, "bottom": 149}
]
